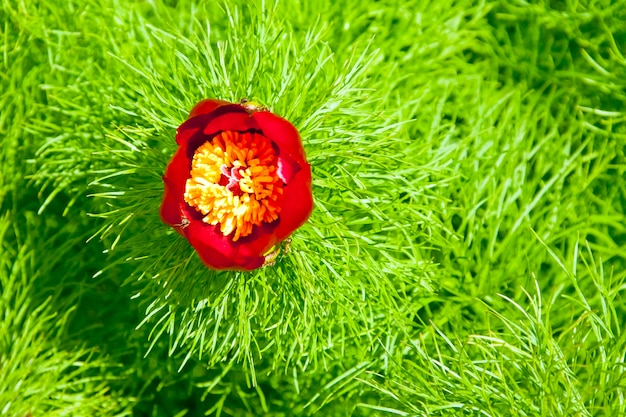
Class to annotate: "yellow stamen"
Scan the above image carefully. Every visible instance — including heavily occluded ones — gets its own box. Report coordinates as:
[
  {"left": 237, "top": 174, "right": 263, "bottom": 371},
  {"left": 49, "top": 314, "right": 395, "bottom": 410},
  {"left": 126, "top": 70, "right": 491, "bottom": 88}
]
[{"left": 184, "top": 131, "right": 284, "bottom": 241}]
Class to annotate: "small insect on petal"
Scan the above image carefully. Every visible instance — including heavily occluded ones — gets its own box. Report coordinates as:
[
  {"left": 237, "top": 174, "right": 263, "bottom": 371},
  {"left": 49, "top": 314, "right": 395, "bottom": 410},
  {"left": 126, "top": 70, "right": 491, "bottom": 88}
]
[{"left": 240, "top": 98, "right": 268, "bottom": 113}]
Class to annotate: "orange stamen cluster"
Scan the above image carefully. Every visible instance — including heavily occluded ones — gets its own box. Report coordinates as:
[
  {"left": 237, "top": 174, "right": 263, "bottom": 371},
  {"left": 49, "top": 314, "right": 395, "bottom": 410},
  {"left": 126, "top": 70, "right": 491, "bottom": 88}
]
[{"left": 184, "top": 131, "right": 283, "bottom": 241}]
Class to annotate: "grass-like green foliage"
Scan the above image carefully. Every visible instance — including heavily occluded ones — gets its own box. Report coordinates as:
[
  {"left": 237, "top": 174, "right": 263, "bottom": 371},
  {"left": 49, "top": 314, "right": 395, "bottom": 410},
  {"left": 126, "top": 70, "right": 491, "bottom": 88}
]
[
  {"left": 2, "top": 0, "right": 626, "bottom": 415},
  {"left": 0, "top": 215, "right": 133, "bottom": 416}
]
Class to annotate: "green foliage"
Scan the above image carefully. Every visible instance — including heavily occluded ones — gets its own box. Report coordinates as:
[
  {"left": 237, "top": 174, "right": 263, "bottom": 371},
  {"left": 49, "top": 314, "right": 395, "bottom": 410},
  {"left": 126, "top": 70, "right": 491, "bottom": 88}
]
[
  {"left": 364, "top": 241, "right": 626, "bottom": 416},
  {"left": 29, "top": 0, "right": 437, "bottom": 379},
  {"left": 1, "top": 0, "right": 625, "bottom": 415},
  {"left": 0, "top": 214, "right": 132, "bottom": 416}
]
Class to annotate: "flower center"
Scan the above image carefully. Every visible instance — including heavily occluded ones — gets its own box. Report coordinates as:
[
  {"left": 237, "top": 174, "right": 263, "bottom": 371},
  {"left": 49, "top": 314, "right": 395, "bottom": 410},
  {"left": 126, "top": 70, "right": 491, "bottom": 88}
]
[{"left": 184, "top": 131, "right": 284, "bottom": 241}]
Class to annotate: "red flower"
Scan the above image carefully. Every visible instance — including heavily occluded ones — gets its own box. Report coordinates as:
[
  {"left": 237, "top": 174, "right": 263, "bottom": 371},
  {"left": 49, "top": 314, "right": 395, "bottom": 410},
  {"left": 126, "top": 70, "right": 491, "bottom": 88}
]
[{"left": 160, "top": 99, "right": 313, "bottom": 271}]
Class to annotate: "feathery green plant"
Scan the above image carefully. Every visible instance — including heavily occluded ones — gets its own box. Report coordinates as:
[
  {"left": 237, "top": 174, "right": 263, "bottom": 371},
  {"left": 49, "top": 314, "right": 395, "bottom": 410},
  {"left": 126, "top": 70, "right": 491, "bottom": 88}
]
[
  {"left": 30, "top": 0, "right": 438, "bottom": 380},
  {"left": 2, "top": 0, "right": 625, "bottom": 415}
]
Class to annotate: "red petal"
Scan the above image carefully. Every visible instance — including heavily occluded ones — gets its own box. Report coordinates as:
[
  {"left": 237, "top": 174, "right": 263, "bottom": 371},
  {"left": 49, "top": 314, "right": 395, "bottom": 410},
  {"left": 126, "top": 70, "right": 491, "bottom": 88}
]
[
  {"left": 253, "top": 111, "right": 307, "bottom": 165},
  {"left": 176, "top": 123, "right": 203, "bottom": 146},
  {"left": 160, "top": 181, "right": 182, "bottom": 228},
  {"left": 232, "top": 231, "right": 277, "bottom": 263},
  {"left": 189, "top": 99, "right": 230, "bottom": 118},
  {"left": 176, "top": 106, "right": 260, "bottom": 150},
  {"left": 277, "top": 154, "right": 301, "bottom": 183},
  {"left": 202, "top": 111, "right": 259, "bottom": 137},
  {"left": 185, "top": 220, "right": 266, "bottom": 271},
  {"left": 184, "top": 220, "right": 238, "bottom": 269},
  {"left": 163, "top": 146, "right": 192, "bottom": 194},
  {"left": 192, "top": 242, "right": 239, "bottom": 269},
  {"left": 274, "top": 163, "right": 313, "bottom": 241},
  {"left": 161, "top": 141, "right": 194, "bottom": 233}
]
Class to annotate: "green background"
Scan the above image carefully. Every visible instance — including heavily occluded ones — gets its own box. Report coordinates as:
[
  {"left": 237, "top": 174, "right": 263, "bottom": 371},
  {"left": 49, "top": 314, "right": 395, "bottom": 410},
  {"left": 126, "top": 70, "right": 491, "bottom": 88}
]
[{"left": 1, "top": 0, "right": 625, "bottom": 415}]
